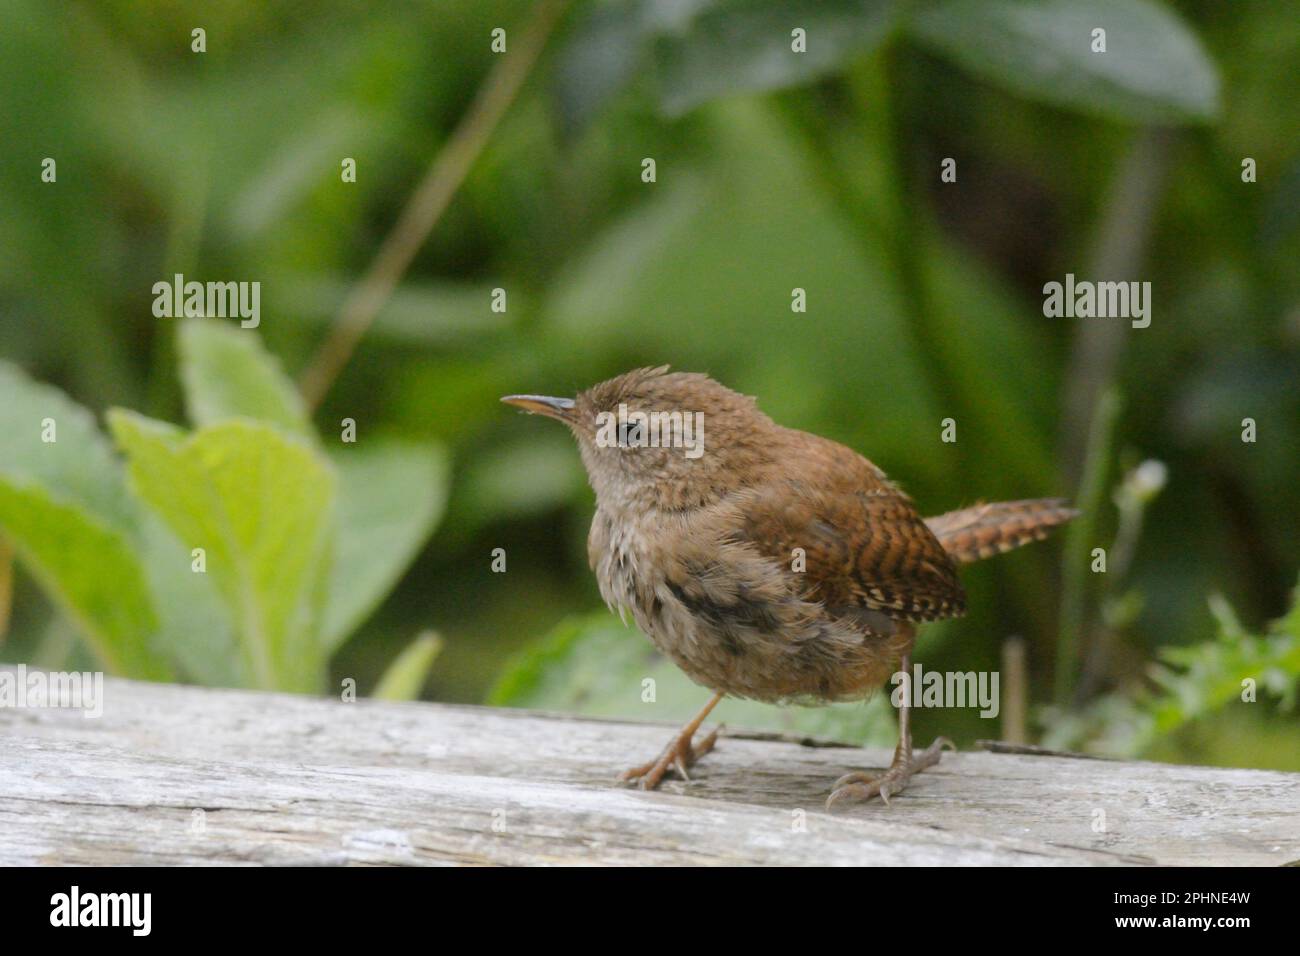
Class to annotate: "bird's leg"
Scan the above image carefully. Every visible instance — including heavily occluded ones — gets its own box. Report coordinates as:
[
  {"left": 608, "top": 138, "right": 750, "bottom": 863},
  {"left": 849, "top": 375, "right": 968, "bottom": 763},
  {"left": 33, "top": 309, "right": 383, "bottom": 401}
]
[
  {"left": 620, "top": 692, "right": 724, "bottom": 790},
  {"left": 826, "top": 653, "right": 953, "bottom": 809}
]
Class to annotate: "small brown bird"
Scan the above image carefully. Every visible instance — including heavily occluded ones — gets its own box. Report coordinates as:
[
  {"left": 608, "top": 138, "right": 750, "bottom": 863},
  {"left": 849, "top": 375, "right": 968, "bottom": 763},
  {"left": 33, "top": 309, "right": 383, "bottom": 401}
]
[{"left": 504, "top": 367, "right": 1075, "bottom": 808}]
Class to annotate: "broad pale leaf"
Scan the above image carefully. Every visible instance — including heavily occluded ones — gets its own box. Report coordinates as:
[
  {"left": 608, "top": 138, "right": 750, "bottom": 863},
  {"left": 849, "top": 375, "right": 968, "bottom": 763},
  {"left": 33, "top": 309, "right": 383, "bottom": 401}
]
[
  {"left": 907, "top": 0, "right": 1219, "bottom": 124},
  {"left": 0, "top": 476, "right": 168, "bottom": 679},
  {"left": 178, "top": 318, "right": 313, "bottom": 439},
  {"left": 372, "top": 631, "right": 443, "bottom": 701},
  {"left": 110, "top": 412, "right": 336, "bottom": 692},
  {"left": 322, "top": 442, "right": 449, "bottom": 652}
]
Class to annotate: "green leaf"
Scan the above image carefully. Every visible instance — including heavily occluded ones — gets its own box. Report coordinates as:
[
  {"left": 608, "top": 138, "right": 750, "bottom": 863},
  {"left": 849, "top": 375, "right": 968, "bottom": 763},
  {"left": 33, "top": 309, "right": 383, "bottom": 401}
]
[
  {"left": 373, "top": 631, "right": 443, "bottom": 700},
  {"left": 906, "top": 0, "right": 1220, "bottom": 124},
  {"left": 137, "top": 512, "right": 243, "bottom": 687},
  {"left": 0, "top": 361, "right": 169, "bottom": 678},
  {"left": 321, "top": 441, "right": 449, "bottom": 652},
  {"left": 555, "top": 1, "right": 899, "bottom": 128},
  {"left": 489, "top": 613, "right": 896, "bottom": 746},
  {"left": 0, "top": 475, "right": 168, "bottom": 679},
  {"left": 0, "top": 360, "right": 135, "bottom": 527},
  {"left": 1042, "top": 581, "right": 1300, "bottom": 758},
  {"left": 177, "top": 317, "right": 313, "bottom": 439},
  {"left": 109, "top": 411, "right": 336, "bottom": 692},
  {"left": 655, "top": 0, "right": 899, "bottom": 116},
  {"left": 0, "top": 368, "right": 236, "bottom": 681},
  {"left": 552, "top": 0, "right": 658, "bottom": 136}
]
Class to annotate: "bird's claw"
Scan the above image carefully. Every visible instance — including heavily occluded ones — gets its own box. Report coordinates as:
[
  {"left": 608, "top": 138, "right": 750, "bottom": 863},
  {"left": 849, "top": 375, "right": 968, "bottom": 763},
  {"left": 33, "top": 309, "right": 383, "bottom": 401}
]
[
  {"left": 825, "top": 736, "right": 954, "bottom": 810},
  {"left": 620, "top": 725, "right": 722, "bottom": 790}
]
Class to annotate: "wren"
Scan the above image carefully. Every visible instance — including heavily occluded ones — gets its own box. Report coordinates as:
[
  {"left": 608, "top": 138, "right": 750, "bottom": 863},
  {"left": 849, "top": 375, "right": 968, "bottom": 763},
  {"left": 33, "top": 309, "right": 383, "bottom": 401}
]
[{"left": 503, "top": 367, "right": 1076, "bottom": 808}]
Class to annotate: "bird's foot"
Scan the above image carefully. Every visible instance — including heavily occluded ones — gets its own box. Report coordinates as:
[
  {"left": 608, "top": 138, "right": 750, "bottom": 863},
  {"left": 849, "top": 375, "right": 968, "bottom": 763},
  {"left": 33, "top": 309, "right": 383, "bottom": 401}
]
[
  {"left": 825, "top": 736, "right": 954, "bottom": 810},
  {"left": 619, "top": 724, "right": 722, "bottom": 790}
]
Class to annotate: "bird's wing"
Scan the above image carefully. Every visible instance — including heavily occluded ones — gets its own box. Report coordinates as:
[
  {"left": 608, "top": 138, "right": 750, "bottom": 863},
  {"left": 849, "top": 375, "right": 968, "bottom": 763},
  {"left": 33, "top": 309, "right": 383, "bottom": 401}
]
[{"left": 734, "top": 479, "right": 966, "bottom": 623}]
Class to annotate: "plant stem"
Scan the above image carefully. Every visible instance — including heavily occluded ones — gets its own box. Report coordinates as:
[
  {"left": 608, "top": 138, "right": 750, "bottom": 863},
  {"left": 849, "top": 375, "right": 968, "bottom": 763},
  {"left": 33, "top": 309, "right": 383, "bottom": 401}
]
[
  {"left": 1056, "top": 386, "right": 1121, "bottom": 705},
  {"left": 1059, "top": 129, "right": 1170, "bottom": 484},
  {"left": 1002, "top": 636, "right": 1028, "bottom": 744},
  {"left": 0, "top": 537, "right": 13, "bottom": 642}
]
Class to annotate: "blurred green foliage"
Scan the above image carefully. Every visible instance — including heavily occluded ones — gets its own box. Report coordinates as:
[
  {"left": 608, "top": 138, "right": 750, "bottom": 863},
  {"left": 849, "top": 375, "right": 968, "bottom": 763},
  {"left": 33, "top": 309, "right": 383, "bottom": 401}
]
[
  {"left": 489, "top": 612, "right": 898, "bottom": 746},
  {"left": 1, "top": 1, "right": 1297, "bottom": 765},
  {"left": 0, "top": 319, "right": 447, "bottom": 695},
  {"left": 1043, "top": 582, "right": 1300, "bottom": 757}
]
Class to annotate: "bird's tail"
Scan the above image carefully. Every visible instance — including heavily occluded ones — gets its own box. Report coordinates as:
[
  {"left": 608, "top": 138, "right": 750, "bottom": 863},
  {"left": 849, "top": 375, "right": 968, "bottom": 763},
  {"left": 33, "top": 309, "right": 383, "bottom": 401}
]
[{"left": 925, "top": 498, "right": 1078, "bottom": 565}]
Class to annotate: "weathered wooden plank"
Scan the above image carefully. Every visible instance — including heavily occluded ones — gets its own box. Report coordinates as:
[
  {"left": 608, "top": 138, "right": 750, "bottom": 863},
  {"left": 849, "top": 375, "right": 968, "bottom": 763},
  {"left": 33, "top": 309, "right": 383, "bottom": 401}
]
[{"left": 1, "top": 670, "right": 1296, "bottom": 865}]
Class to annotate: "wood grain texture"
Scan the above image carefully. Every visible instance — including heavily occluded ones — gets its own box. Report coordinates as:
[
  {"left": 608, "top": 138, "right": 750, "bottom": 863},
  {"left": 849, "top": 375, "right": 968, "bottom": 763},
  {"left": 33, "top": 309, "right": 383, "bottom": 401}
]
[{"left": 1, "top": 669, "right": 1296, "bottom": 866}]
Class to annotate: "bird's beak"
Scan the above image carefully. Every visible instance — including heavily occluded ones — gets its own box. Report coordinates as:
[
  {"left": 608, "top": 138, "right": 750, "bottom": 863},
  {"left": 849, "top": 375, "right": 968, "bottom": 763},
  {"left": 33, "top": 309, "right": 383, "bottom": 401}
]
[{"left": 501, "top": 394, "right": 577, "bottom": 422}]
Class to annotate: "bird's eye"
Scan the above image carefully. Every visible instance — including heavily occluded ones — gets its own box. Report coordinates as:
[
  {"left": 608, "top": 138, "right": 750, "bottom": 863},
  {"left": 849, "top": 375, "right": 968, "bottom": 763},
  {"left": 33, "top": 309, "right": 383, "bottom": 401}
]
[{"left": 617, "top": 421, "right": 634, "bottom": 448}]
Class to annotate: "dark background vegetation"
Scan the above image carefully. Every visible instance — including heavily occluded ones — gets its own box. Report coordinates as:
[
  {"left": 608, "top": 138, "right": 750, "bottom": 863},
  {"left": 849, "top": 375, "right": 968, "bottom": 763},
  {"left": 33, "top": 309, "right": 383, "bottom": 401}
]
[{"left": 2, "top": 0, "right": 1297, "bottom": 768}]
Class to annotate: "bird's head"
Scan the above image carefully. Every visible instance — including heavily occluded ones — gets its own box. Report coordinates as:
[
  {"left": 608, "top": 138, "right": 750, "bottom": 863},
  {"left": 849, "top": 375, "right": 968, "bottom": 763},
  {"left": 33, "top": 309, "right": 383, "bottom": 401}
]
[{"left": 502, "top": 366, "right": 778, "bottom": 511}]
